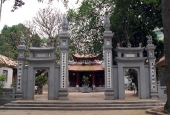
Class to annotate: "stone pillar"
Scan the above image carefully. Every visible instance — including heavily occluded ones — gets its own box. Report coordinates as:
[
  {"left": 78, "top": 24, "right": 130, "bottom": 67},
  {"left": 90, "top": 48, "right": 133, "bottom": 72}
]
[
  {"left": 16, "top": 36, "right": 26, "bottom": 98},
  {"left": 103, "top": 15, "right": 114, "bottom": 100},
  {"left": 92, "top": 72, "right": 95, "bottom": 86},
  {"left": 145, "top": 35, "right": 158, "bottom": 98},
  {"left": 92, "top": 72, "right": 95, "bottom": 91},
  {"left": 76, "top": 72, "right": 79, "bottom": 86},
  {"left": 59, "top": 15, "right": 69, "bottom": 100}
]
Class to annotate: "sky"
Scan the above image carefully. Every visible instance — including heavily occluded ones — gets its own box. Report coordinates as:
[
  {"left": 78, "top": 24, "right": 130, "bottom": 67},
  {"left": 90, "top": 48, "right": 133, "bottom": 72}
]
[{"left": 0, "top": 0, "right": 80, "bottom": 32}]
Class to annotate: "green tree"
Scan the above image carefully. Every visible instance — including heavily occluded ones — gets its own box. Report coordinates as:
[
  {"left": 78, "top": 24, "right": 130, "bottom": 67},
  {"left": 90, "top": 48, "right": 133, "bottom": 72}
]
[
  {"left": 35, "top": 74, "right": 48, "bottom": 94},
  {"left": 67, "top": 0, "right": 111, "bottom": 58},
  {"left": 0, "top": 24, "right": 42, "bottom": 59},
  {"left": 25, "top": 6, "right": 63, "bottom": 64},
  {"left": 67, "top": 0, "right": 163, "bottom": 60}
]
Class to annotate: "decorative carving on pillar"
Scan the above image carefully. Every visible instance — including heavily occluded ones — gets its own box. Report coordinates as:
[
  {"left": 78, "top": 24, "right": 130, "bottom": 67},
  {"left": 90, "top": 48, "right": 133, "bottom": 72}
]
[
  {"left": 61, "top": 53, "right": 67, "bottom": 88},
  {"left": 17, "top": 63, "right": 22, "bottom": 91},
  {"left": 106, "top": 52, "right": 112, "bottom": 88}
]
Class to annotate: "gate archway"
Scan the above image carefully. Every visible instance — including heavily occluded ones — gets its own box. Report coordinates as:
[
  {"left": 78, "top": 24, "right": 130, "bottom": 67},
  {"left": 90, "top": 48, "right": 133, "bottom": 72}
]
[{"left": 113, "top": 37, "right": 158, "bottom": 99}]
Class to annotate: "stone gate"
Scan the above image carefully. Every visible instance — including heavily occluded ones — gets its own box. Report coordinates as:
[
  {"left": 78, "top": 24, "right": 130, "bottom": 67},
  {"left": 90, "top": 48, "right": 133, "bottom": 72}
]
[{"left": 16, "top": 15, "right": 158, "bottom": 100}]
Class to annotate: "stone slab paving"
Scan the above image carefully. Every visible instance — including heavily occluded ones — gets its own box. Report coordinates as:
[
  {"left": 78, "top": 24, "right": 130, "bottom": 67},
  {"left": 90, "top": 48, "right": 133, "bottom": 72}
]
[
  {"left": 33, "top": 90, "right": 160, "bottom": 102},
  {"left": 0, "top": 110, "right": 147, "bottom": 115}
]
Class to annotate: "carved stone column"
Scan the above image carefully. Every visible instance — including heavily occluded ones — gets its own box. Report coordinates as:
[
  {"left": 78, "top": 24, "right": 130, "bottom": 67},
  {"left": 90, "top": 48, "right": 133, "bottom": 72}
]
[
  {"left": 59, "top": 15, "right": 70, "bottom": 100},
  {"left": 103, "top": 15, "right": 114, "bottom": 100},
  {"left": 145, "top": 35, "right": 158, "bottom": 98},
  {"left": 16, "top": 36, "right": 26, "bottom": 98},
  {"left": 92, "top": 72, "right": 95, "bottom": 86}
]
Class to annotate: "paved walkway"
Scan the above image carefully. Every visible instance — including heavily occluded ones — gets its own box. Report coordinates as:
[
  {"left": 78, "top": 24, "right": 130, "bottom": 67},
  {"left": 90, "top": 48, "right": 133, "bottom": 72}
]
[
  {"left": 33, "top": 90, "right": 159, "bottom": 102},
  {"left": 0, "top": 110, "right": 147, "bottom": 115}
]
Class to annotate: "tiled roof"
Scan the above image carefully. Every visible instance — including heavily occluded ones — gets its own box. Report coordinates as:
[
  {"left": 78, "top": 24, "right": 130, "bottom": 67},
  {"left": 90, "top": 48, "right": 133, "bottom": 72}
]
[
  {"left": 0, "top": 54, "right": 17, "bottom": 68},
  {"left": 69, "top": 64, "right": 104, "bottom": 71}
]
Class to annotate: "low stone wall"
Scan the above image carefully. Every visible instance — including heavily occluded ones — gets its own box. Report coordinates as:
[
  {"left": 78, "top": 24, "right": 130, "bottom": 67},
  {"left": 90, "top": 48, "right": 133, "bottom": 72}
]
[
  {"left": 0, "top": 98, "right": 15, "bottom": 106},
  {"left": 0, "top": 87, "right": 16, "bottom": 105}
]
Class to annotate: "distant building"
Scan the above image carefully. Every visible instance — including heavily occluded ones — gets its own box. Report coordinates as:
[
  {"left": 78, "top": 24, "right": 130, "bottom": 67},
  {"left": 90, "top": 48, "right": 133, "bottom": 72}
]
[
  {"left": 0, "top": 54, "right": 17, "bottom": 88},
  {"left": 155, "top": 29, "right": 164, "bottom": 40},
  {"left": 68, "top": 54, "right": 104, "bottom": 91}
]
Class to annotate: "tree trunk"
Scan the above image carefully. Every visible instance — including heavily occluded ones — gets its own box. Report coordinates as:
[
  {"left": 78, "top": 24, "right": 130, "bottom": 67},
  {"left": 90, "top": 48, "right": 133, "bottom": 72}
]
[
  {"left": 37, "top": 85, "right": 43, "bottom": 95},
  {"left": 162, "top": 0, "right": 170, "bottom": 113}
]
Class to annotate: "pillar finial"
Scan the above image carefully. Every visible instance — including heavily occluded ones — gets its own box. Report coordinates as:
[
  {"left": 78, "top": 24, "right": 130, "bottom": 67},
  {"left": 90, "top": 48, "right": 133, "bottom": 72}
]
[
  {"left": 146, "top": 35, "right": 153, "bottom": 45},
  {"left": 104, "top": 15, "right": 111, "bottom": 31},
  {"left": 20, "top": 35, "right": 25, "bottom": 45},
  {"left": 62, "top": 14, "right": 68, "bottom": 31}
]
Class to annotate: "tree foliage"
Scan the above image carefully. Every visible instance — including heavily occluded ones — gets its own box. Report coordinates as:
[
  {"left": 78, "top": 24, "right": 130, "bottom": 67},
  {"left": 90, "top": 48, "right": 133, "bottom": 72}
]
[
  {"left": 0, "top": 24, "right": 42, "bottom": 59},
  {"left": 31, "top": 6, "right": 63, "bottom": 40},
  {"left": 110, "top": 0, "right": 162, "bottom": 47},
  {"left": 67, "top": 0, "right": 163, "bottom": 60},
  {"left": 67, "top": 0, "right": 112, "bottom": 58},
  {"left": 25, "top": 6, "right": 63, "bottom": 64}
]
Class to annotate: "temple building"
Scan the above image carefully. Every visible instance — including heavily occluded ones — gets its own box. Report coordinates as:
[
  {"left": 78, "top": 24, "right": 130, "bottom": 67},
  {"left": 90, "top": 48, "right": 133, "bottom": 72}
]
[{"left": 68, "top": 54, "right": 104, "bottom": 91}]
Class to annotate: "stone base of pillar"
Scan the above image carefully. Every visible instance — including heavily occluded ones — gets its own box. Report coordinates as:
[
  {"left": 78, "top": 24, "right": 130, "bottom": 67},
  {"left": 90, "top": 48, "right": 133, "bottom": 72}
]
[
  {"left": 104, "top": 89, "right": 114, "bottom": 100},
  {"left": 151, "top": 91, "right": 158, "bottom": 99},
  {"left": 59, "top": 89, "right": 69, "bottom": 100},
  {"left": 15, "top": 92, "right": 23, "bottom": 99}
]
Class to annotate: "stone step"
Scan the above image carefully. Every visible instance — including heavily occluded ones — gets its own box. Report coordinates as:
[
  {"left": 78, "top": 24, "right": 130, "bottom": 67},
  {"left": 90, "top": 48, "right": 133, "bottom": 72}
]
[
  {"left": 0, "top": 100, "right": 160, "bottom": 110},
  {"left": 10, "top": 100, "right": 160, "bottom": 104},
  {"left": 0, "top": 106, "right": 156, "bottom": 110},
  {"left": 4, "top": 103, "right": 157, "bottom": 107}
]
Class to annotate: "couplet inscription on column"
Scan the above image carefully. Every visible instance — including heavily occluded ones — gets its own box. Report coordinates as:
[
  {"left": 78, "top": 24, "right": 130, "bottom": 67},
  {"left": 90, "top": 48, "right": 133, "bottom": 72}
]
[
  {"left": 61, "top": 53, "right": 66, "bottom": 88},
  {"left": 151, "top": 61, "right": 156, "bottom": 91},
  {"left": 107, "top": 52, "right": 111, "bottom": 88},
  {"left": 17, "top": 63, "right": 22, "bottom": 91}
]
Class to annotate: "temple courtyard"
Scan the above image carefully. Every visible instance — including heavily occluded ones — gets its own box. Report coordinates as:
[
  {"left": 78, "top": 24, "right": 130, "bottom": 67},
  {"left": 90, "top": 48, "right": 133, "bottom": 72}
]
[{"left": 0, "top": 90, "right": 163, "bottom": 115}]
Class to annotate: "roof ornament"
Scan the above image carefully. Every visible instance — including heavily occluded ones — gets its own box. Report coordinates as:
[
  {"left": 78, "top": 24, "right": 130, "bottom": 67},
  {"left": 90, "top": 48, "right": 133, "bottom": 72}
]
[
  {"left": 62, "top": 14, "right": 68, "bottom": 31},
  {"left": 104, "top": 15, "right": 110, "bottom": 31}
]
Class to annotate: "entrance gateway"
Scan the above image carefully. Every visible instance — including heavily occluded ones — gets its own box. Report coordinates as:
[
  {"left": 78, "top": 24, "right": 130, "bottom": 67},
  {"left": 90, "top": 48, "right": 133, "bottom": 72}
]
[{"left": 16, "top": 15, "right": 158, "bottom": 100}]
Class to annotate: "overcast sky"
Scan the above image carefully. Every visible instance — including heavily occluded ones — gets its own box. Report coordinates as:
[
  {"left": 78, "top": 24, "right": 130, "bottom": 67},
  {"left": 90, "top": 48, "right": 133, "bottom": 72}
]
[{"left": 0, "top": 0, "right": 80, "bottom": 31}]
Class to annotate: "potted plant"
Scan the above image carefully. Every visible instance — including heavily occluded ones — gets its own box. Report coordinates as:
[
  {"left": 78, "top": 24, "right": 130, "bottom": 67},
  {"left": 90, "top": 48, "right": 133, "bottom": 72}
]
[{"left": 82, "top": 76, "right": 90, "bottom": 93}]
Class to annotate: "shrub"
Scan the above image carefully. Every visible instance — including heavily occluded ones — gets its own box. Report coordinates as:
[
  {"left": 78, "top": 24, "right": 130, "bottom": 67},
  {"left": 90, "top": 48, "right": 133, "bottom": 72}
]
[{"left": 0, "top": 75, "right": 6, "bottom": 92}]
